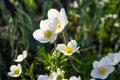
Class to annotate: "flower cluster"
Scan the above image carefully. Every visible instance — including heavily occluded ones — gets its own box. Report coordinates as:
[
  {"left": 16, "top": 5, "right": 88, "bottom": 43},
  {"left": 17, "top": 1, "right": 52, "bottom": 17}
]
[
  {"left": 91, "top": 52, "right": 120, "bottom": 79},
  {"left": 37, "top": 69, "right": 81, "bottom": 80},
  {"left": 33, "top": 8, "right": 68, "bottom": 43},
  {"left": 33, "top": 8, "right": 81, "bottom": 80},
  {"left": 8, "top": 50, "right": 28, "bottom": 77}
]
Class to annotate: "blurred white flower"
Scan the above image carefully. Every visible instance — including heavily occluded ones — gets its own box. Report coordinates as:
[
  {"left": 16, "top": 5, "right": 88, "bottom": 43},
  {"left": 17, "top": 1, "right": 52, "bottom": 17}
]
[
  {"left": 71, "top": 1, "right": 78, "bottom": 8},
  {"left": 69, "top": 76, "right": 81, "bottom": 80},
  {"left": 108, "top": 14, "right": 112, "bottom": 18},
  {"left": 99, "top": 0, "right": 109, "bottom": 7},
  {"left": 8, "top": 64, "right": 22, "bottom": 77},
  {"left": 48, "top": 8, "right": 68, "bottom": 33},
  {"left": 14, "top": 50, "right": 27, "bottom": 62},
  {"left": 114, "top": 23, "right": 120, "bottom": 27},
  {"left": 90, "top": 78, "right": 95, "bottom": 80},
  {"left": 100, "top": 17, "right": 105, "bottom": 24},
  {"left": 105, "top": 52, "right": 120, "bottom": 65},
  {"left": 55, "top": 40, "right": 80, "bottom": 56},
  {"left": 33, "top": 19, "right": 57, "bottom": 43},
  {"left": 90, "top": 58, "right": 115, "bottom": 79},
  {"left": 86, "top": 7, "right": 90, "bottom": 12},
  {"left": 112, "top": 14, "right": 118, "bottom": 19}
]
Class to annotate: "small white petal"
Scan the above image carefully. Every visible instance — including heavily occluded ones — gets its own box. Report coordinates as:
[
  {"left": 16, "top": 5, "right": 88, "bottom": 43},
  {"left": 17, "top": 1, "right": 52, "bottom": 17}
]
[
  {"left": 60, "top": 8, "right": 68, "bottom": 27},
  {"left": 49, "top": 72, "right": 57, "bottom": 79},
  {"left": 68, "top": 40, "right": 77, "bottom": 50},
  {"left": 10, "top": 65, "right": 17, "bottom": 71},
  {"left": 22, "top": 50, "right": 27, "bottom": 59},
  {"left": 69, "top": 76, "right": 81, "bottom": 80},
  {"left": 48, "top": 9, "right": 60, "bottom": 20},
  {"left": 37, "top": 75, "right": 48, "bottom": 80},
  {"left": 56, "top": 44, "right": 66, "bottom": 53},
  {"left": 14, "top": 54, "right": 24, "bottom": 62},
  {"left": 33, "top": 29, "right": 49, "bottom": 43}
]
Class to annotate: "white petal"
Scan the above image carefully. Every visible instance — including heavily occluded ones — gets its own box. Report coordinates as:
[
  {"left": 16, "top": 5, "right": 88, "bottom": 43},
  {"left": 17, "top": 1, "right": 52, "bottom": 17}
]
[
  {"left": 22, "top": 50, "right": 27, "bottom": 59},
  {"left": 8, "top": 72, "right": 20, "bottom": 77},
  {"left": 49, "top": 72, "right": 57, "bottom": 79},
  {"left": 60, "top": 8, "right": 68, "bottom": 27},
  {"left": 33, "top": 29, "right": 49, "bottom": 43},
  {"left": 14, "top": 54, "right": 24, "bottom": 62},
  {"left": 78, "top": 76, "right": 81, "bottom": 80},
  {"left": 48, "top": 9, "right": 60, "bottom": 20},
  {"left": 40, "top": 19, "right": 55, "bottom": 32},
  {"left": 50, "top": 33, "right": 57, "bottom": 43},
  {"left": 69, "top": 76, "right": 78, "bottom": 80},
  {"left": 68, "top": 40, "right": 77, "bottom": 50},
  {"left": 106, "top": 65, "right": 115, "bottom": 74},
  {"left": 37, "top": 75, "right": 48, "bottom": 80},
  {"left": 115, "top": 52, "right": 120, "bottom": 62},
  {"left": 10, "top": 65, "right": 17, "bottom": 71},
  {"left": 93, "top": 61, "right": 99, "bottom": 69},
  {"left": 56, "top": 44, "right": 66, "bottom": 53}
]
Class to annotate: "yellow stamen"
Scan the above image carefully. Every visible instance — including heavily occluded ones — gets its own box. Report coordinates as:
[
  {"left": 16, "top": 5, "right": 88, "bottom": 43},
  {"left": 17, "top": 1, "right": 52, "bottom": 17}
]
[
  {"left": 98, "top": 67, "right": 106, "bottom": 75},
  {"left": 55, "top": 23, "right": 61, "bottom": 30},
  {"left": 56, "top": 74, "right": 63, "bottom": 80},
  {"left": 64, "top": 46, "right": 73, "bottom": 53},
  {"left": 13, "top": 69, "right": 19, "bottom": 75},
  {"left": 43, "top": 30, "right": 53, "bottom": 39},
  {"left": 48, "top": 78, "right": 53, "bottom": 80}
]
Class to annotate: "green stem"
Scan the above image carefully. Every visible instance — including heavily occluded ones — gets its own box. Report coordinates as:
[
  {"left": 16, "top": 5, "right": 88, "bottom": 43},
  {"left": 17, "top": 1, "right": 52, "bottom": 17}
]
[{"left": 62, "top": 31, "right": 67, "bottom": 44}]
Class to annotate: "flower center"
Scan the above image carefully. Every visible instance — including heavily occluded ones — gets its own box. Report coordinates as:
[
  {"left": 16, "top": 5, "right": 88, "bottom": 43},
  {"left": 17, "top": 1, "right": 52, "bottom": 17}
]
[
  {"left": 55, "top": 23, "right": 61, "bottom": 30},
  {"left": 98, "top": 67, "right": 106, "bottom": 75},
  {"left": 13, "top": 69, "right": 19, "bottom": 75},
  {"left": 48, "top": 78, "right": 53, "bottom": 80},
  {"left": 111, "top": 59, "right": 114, "bottom": 63},
  {"left": 64, "top": 46, "right": 73, "bottom": 53},
  {"left": 43, "top": 30, "right": 53, "bottom": 39},
  {"left": 56, "top": 74, "right": 63, "bottom": 80}
]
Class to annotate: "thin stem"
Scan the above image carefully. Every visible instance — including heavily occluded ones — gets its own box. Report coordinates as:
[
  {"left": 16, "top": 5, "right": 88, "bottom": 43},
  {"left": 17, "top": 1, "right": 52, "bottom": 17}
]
[
  {"left": 70, "top": 60, "right": 80, "bottom": 73},
  {"left": 62, "top": 31, "right": 67, "bottom": 44},
  {"left": 24, "top": 59, "right": 30, "bottom": 67}
]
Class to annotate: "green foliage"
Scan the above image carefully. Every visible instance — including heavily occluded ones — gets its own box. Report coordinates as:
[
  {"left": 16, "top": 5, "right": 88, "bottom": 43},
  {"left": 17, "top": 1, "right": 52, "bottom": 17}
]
[{"left": 0, "top": 0, "right": 120, "bottom": 80}]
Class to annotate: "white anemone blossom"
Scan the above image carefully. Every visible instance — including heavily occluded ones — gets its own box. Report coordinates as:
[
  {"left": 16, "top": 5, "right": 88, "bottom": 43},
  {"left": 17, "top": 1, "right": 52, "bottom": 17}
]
[
  {"left": 69, "top": 76, "right": 81, "bottom": 80},
  {"left": 48, "top": 8, "right": 68, "bottom": 33},
  {"left": 104, "top": 52, "right": 120, "bottom": 65},
  {"left": 90, "top": 58, "right": 115, "bottom": 79},
  {"left": 33, "top": 19, "right": 57, "bottom": 43},
  {"left": 14, "top": 50, "right": 27, "bottom": 62},
  {"left": 8, "top": 64, "right": 22, "bottom": 77},
  {"left": 54, "top": 40, "right": 80, "bottom": 56}
]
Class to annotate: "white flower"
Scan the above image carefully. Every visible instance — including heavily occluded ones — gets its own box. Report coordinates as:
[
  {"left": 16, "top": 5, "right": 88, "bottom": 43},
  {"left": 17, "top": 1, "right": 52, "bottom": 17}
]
[
  {"left": 100, "top": 17, "right": 105, "bottom": 24},
  {"left": 105, "top": 52, "right": 120, "bottom": 65},
  {"left": 37, "top": 72, "right": 57, "bottom": 80},
  {"left": 71, "top": 1, "right": 78, "bottom": 8},
  {"left": 69, "top": 76, "right": 81, "bottom": 80},
  {"left": 55, "top": 40, "right": 80, "bottom": 56},
  {"left": 14, "top": 50, "right": 27, "bottom": 62},
  {"left": 33, "top": 19, "right": 57, "bottom": 43},
  {"left": 8, "top": 64, "right": 22, "bottom": 77},
  {"left": 90, "top": 58, "right": 115, "bottom": 79},
  {"left": 48, "top": 8, "right": 68, "bottom": 33},
  {"left": 112, "top": 14, "right": 118, "bottom": 19},
  {"left": 53, "top": 69, "right": 65, "bottom": 80},
  {"left": 114, "top": 23, "right": 119, "bottom": 27}
]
